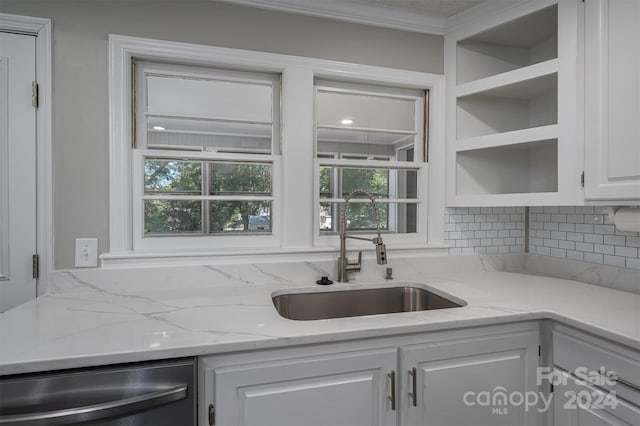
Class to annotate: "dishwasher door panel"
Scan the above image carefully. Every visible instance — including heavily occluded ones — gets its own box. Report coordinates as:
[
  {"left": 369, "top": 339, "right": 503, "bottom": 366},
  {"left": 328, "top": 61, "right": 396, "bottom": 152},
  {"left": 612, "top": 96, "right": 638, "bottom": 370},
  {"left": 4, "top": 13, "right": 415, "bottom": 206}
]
[{"left": 0, "top": 358, "right": 196, "bottom": 426}]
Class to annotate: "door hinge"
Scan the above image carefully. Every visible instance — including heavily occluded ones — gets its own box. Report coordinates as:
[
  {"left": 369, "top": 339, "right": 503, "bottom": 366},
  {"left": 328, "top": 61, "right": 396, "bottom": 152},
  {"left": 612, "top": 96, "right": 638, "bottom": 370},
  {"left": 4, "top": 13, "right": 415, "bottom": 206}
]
[
  {"left": 208, "top": 404, "right": 215, "bottom": 426},
  {"left": 538, "top": 345, "right": 541, "bottom": 357},
  {"left": 550, "top": 383, "right": 554, "bottom": 393},
  {"left": 32, "top": 254, "right": 40, "bottom": 279},
  {"left": 581, "top": 171, "right": 585, "bottom": 188},
  {"left": 32, "top": 81, "right": 39, "bottom": 108}
]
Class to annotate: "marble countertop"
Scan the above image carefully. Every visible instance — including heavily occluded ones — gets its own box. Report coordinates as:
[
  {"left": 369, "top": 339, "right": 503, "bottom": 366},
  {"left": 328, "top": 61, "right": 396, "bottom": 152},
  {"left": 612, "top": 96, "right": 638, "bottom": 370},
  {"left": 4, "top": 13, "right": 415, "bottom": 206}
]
[{"left": 1, "top": 255, "right": 639, "bottom": 375}]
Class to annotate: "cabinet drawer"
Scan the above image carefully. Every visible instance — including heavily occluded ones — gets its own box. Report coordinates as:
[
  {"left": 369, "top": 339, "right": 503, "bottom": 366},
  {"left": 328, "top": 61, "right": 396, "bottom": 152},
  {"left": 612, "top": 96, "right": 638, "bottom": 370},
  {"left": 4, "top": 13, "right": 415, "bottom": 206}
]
[
  {"left": 553, "top": 369, "right": 640, "bottom": 426},
  {"left": 553, "top": 326, "right": 640, "bottom": 406}
]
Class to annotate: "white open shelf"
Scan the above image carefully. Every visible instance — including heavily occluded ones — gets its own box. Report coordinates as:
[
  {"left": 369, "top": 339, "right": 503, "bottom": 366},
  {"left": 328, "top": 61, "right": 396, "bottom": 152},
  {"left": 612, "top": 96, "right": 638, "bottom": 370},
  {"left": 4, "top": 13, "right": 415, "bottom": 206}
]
[
  {"left": 456, "top": 4, "right": 558, "bottom": 85},
  {"left": 455, "top": 59, "right": 558, "bottom": 98},
  {"left": 456, "top": 139, "right": 558, "bottom": 195},
  {"left": 456, "top": 72, "right": 557, "bottom": 140},
  {"left": 456, "top": 124, "right": 558, "bottom": 152},
  {"left": 446, "top": 0, "right": 581, "bottom": 207}
]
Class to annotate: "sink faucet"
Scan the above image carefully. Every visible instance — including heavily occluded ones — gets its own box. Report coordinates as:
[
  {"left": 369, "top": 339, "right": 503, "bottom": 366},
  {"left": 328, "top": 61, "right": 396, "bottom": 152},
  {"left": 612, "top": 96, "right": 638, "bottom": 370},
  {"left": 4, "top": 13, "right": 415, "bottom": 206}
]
[{"left": 338, "top": 189, "right": 387, "bottom": 282}]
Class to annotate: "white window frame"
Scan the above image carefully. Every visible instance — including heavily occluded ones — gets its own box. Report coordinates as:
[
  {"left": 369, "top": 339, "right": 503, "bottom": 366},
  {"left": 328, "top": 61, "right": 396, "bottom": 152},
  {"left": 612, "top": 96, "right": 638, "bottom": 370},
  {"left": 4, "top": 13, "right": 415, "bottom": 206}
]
[
  {"left": 132, "top": 61, "right": 281, "bottom": 251},
  {"left": 314, "top": 81, "right": 426, "bottom": 246},
  {"left": 107, "top": 35, "right": 446, "bottom": 266}
]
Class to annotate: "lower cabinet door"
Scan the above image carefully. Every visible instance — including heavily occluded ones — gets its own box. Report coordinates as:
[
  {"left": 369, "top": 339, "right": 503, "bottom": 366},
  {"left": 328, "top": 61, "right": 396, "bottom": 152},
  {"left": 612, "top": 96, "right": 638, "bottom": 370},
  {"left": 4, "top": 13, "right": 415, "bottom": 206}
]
[
  {"left": 553, "top": 369, "right": 640, "bottom": 426},
  {"left": 213, "top": 347, "right": 397, "bottom": 426},
  {"left": 400, "top": 329, "right": 540, "bottom": 426}
]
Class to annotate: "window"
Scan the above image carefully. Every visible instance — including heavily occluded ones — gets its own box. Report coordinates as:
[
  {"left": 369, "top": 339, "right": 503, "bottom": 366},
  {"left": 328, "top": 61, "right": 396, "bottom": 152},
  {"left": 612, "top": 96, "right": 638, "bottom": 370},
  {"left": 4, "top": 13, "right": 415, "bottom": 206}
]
[
  {"left": 315, "top": 81, "right": 426, "bottom": 238},
  {"left": 132, "top": 61, "right": 280, "bottom": 250},
  {"left": 108, "top": 36, "right": 445, "bottom": 264}
]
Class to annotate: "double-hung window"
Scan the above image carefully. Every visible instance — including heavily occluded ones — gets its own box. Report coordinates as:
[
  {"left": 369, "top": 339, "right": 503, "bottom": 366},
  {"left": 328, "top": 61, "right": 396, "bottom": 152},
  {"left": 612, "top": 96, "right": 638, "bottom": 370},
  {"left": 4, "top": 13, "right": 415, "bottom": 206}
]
[
  {"left": 132, "top": 61, "right": 281, "bottom": 250},
  {"left": 315, "top": 80, "right": 428, "bottom": 244},
  {"left": 108, "top": 36, "right": 445, "bottom": 264}
]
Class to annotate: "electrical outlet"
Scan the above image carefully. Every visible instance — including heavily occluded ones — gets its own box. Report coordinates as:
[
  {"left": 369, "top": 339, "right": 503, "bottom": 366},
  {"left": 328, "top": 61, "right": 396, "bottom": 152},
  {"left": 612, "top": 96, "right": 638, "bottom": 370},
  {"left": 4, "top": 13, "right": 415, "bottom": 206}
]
[{"left": 74, "top": 238, "right": 98, "bottom": 268}]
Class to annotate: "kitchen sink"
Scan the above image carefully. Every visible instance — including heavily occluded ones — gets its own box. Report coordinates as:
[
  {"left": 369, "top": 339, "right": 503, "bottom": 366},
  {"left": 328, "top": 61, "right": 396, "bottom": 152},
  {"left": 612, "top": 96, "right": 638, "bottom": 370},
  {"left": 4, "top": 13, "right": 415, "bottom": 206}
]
[{"left": 272, "top": 284, "right": 465, "bottom": 321}]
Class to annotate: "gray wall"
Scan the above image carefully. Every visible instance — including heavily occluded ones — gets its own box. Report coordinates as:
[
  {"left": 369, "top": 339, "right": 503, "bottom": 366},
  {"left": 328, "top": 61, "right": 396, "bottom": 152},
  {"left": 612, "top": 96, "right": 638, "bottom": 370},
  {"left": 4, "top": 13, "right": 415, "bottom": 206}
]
[{"left": 1, "top": 1, "right": 444, "bottom": 269}]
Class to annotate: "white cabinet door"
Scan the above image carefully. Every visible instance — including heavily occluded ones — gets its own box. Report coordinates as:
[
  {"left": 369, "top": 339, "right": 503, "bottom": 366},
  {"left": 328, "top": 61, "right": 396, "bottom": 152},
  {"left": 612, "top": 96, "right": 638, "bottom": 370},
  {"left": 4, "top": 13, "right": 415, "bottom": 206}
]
[
  {"left": 552, "top": 369, "right": 640, "bottom": 426},
  {"left": 400, "top": 330, "right": 540, "bottom": 426},
  {"left": 213, "top": 348, "right": 397, "bottom": 426},
  {"left": 0, "top": 32, "right": 37, "bottom": 312},
  {"left": 584, "top": 0, "right": 640, "bottom": 201}
]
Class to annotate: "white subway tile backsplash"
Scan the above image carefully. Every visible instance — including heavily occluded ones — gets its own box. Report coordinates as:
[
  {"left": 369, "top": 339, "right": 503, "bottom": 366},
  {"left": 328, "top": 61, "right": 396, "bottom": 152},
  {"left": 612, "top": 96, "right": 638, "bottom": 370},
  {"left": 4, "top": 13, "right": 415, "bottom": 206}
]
[
  {"left": 583, "top": 252, "right": 604, "bottom": 264},
  {"left": 445, "top": 207, "right": 525, "bottom": 255},
  {"left": 528, "top": 206, "right": 640, "bottom": 269},
  {"left": 446, "top": 206, "right": 640, "bottom": 270},
  {"left": 594, "top": 224, "right": 615, "bottom": 234},
  {"left": 594, "top": 244, "right": 614, "bottom": 255},
  {"left": 604, "top": 255, "right": 626, "bottom": 268},
  {"left": 558, "top": 240, "right": 575, "bottom": 250},
  {"left": 627, "top": 237, "right": 640, "bottom": 247},
  {"left": 615, "top": 246, "right": 638, "bottom": 258},
  {"left": 575, "top": 224, "right": 594, "bottom": 233},
  {"left": 558, "top": 223, "right": 575, "bottom": 232},
  {"left": 584, "top": 234, "right": 603, "bottom": 244},
  {"left": 575, "top": 242, "right": 594, "bottom": 252},
  {"left": 603, "top": 235, "right": 625, "bottom": 246},
  {"left": 566, "top": 250, "right": 584, "bottom": 261},
  {"left": 626, "top": 257, "right": 640, "bottom": 270},
  {"left": 567, "top": 214, "right": 584, "bottom": 223},
  {"left": 444, "top": 206, "right": 640, "bottom": 269},
  {"left": 566, "top": 232, "right": 583, "bottom": 242}
]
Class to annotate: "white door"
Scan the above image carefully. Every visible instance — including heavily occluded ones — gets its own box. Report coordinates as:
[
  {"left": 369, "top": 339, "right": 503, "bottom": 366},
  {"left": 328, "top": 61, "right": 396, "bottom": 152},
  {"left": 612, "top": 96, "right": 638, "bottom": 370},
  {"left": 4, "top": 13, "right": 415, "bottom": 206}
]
[
  {"left": 584, "top": 0, "right": 640, "bottom": 201},
  {"left": 214, "top": 348, "right": 398, "bottom": 426},
  {"left": 400, "top": 330, "right": 540, "bottom": 426},
  {"left": 0, "top": 32, "right": 37, "bottom": 312}
]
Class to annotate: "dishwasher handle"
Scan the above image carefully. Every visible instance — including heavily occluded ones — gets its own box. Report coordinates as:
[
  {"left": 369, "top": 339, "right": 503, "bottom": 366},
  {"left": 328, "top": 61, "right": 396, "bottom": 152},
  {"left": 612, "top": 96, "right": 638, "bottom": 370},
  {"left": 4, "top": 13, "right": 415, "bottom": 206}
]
[{"left": 0, "top": 385, "right": 188, "bottom": 426}]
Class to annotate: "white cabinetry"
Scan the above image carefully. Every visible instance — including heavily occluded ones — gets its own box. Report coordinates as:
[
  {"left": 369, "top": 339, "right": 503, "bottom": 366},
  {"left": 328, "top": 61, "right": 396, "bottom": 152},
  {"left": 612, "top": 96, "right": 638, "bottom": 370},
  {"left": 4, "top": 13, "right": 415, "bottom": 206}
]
[
  {"left": 209, "top": 347, "right": 397, "bottom": 426},
  {"left": 400, "top": 329, "right": 540, "bottom": 426},
  {"left": 552, "top": 326, "right": 640, "bottom": 426},
  {"left": 445, "top": 0, "right": 582, "bottom": 206},
  {"left": 584, "top": 0, "right": 640, "bottom": 202},
  {"left": 201, "top": 323, "right": 540, "bottom": 426}
]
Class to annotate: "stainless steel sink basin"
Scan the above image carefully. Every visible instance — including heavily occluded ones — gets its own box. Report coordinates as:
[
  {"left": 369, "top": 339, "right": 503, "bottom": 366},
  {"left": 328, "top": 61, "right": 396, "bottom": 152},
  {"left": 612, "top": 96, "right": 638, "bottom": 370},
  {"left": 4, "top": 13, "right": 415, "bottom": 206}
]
[{"left": 272, "top": 284, "right": 465, "bottom": 321}]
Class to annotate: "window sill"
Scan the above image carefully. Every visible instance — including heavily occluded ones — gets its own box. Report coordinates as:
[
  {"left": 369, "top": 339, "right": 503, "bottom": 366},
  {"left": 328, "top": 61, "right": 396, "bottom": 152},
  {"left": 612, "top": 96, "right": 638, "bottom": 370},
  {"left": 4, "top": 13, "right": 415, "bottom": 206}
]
[{"left": 99, "top": 245, "right": 448, "bottom": 269}]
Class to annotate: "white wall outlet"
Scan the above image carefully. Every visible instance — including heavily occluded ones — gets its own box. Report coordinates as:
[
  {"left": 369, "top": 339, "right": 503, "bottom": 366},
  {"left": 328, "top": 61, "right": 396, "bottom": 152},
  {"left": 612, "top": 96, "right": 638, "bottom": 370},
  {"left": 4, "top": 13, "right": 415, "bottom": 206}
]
[{"left": 74, "top": 238, "right": 98, "bottom": 268}]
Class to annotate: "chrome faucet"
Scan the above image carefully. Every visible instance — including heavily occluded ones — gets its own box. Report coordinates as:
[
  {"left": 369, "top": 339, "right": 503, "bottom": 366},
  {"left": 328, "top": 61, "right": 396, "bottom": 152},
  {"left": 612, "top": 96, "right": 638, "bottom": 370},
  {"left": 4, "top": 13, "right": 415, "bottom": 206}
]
[{"left": 337, "top": 189, "right": 387, "bottom": 282}]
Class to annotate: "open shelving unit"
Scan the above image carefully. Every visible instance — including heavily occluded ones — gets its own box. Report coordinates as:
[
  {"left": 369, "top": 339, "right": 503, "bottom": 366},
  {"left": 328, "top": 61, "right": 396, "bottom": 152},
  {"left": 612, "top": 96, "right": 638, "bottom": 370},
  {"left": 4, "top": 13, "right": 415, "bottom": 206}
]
[{"left": 445, "top": 0, "right": 582, "bottom": 206}]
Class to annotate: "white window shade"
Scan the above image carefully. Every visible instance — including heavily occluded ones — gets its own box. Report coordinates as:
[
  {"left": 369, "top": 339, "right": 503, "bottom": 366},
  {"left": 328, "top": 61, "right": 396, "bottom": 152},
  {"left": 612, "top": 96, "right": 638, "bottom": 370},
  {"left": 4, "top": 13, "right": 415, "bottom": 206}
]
[
  {"left": 316, "top": 91, "right": 416, "bottom": 131},
  {"left": 146, "top": 75, "right": 273, "bottom": 123}
]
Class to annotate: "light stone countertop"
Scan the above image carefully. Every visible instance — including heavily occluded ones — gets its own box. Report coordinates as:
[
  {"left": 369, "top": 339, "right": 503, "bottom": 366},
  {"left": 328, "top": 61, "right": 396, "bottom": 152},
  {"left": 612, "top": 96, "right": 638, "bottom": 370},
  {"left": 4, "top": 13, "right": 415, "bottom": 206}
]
[{"left": 1, "top": 254, "right": 639, "bottom": 375}]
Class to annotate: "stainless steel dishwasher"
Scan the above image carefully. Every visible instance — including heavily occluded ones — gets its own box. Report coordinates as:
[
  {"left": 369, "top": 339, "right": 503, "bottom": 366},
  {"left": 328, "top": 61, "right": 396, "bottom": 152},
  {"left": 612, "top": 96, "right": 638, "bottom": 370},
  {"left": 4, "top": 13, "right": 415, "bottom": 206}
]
[{"left": 0, "top": 357, "right": 196, "bottom": 425}]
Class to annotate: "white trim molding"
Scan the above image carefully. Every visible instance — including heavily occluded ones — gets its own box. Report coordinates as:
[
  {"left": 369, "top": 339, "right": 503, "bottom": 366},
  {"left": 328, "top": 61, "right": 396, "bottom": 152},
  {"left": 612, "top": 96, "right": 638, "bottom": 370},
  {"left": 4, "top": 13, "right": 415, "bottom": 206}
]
[
  {"left": 0, "top": 14, "right": 53, "bottom": 294},
  {"left": 0, "top": 57, "right": 8, "bottom": 280},
  {"left": 218, "top": 0, "right": 447, "bottom": 34},
  {"left": 108, "top": 35, "right": 445, "bottom": 265}
]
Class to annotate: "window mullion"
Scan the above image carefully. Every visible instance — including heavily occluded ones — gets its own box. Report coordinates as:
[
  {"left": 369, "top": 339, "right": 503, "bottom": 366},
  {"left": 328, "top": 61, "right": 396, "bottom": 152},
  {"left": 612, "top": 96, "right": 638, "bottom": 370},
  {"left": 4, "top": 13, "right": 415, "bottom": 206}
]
[{"left": 202, "top": 161, "right": 210, "bottom": 235}]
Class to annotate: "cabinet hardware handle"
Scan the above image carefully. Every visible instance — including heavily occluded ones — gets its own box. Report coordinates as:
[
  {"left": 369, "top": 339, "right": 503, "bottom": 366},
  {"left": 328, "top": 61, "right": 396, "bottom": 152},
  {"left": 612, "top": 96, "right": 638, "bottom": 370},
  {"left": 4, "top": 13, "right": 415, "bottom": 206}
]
[
  {"left": 409, "top": 367, "right": 417, "bottom": 407},
  {"left": 388, "top": 370, "right": 396, "bottom": 411},
  {"left": 208, "top": 404, "right": 215, "bottom": 426},
  {"left": 599, "top": 368, "right": 640, "bottom": 392}
]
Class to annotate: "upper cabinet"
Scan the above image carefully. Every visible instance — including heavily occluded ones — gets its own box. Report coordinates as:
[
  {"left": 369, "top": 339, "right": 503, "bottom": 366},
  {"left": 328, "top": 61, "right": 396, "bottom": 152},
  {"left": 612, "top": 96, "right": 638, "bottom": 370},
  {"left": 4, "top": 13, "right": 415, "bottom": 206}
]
[
  {"left": 445, "top": 0, "right": 583, "bottom": 206},
  {"left": 584, "top": 0, "right": 640, "bottom": 202}
]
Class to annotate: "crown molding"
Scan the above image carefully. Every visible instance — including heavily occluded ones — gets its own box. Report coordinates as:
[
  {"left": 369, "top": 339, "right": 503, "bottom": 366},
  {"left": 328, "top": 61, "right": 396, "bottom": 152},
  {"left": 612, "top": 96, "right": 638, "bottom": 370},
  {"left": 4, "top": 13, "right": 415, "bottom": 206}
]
[{"left": 217, "top": 0, "right": 446, "bottom": 35}]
